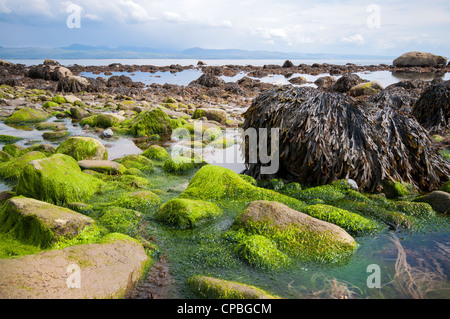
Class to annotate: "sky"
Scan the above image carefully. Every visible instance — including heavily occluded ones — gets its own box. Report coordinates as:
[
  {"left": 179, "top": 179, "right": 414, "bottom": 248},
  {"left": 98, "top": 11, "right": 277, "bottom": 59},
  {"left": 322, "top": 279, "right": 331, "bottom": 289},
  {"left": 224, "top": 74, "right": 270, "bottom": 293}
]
[{"left": 0, "top": 0, "right": 449, "bottom": 56}]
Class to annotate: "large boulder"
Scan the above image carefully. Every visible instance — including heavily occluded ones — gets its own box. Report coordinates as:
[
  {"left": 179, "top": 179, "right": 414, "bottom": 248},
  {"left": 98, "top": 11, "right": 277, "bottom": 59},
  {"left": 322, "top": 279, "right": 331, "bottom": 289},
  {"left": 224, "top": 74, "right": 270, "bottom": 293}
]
[
  {"left": 331, "top": 73, "right": 368, "bottom": 93},
  {"left": 16, "top": 153, "right": 105, "bottom": 205},
  {"left": 242, "top": 86, "right": 450, "bottom": 192},
  {"left": 413, "top": 191, "right": 450, "bottom": 215},
  {"left": 27, "top": 60, "right": 73, "bottom": 81},
  {"left": 56, "top": 137, "right": 108, "bottom": 161},
  {"left": 0, "top": 234, "right": 150, "bottom": 298},
  {"left": 232, "top": 200, "right": 357, "bottom": 262},
  {"left": 412, "top": 80, "right": 450, "bottom": 133},
  {"left": 0, "top": 196, "right": 94, "bottom": 248},
  {"left": 0, "top": 151, "right": 47, "bottom": 181},
  {"left": 393, "top": 51, "right": 447, "bottom": 67}
]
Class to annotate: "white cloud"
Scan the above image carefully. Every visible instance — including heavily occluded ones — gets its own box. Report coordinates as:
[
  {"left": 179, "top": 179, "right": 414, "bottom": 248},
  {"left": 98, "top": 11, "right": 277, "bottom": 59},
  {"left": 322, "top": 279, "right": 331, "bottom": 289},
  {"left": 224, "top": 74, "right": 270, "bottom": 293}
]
[
  {"left": 163, "top": 11, "right": 184, "bottom": 23},
  {"left": 341, "top": 34, "right": 366, "bottom": 45},
  {"left": 0, "top": 0, "right": 11, "bottom": 14}
]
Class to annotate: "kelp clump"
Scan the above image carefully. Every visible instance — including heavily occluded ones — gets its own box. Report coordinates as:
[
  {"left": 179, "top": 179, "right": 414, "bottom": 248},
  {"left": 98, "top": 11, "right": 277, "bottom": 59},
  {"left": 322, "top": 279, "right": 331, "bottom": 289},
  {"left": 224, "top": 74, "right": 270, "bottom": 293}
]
[{"left": 242, "top": 86, "right": 450, "bottom": 192}]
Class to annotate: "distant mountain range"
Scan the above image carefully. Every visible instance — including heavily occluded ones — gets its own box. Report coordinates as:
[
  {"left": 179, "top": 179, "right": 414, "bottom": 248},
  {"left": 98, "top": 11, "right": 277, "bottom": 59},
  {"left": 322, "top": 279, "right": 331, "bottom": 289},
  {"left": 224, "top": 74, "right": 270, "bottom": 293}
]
[{"left": 0, "top": 44, "right": 395, "bottom": 60}]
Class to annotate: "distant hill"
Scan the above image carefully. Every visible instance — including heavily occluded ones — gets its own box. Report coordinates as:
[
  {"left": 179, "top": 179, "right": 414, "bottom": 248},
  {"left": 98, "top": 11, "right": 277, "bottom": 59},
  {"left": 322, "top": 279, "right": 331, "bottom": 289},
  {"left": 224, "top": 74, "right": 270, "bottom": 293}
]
[{"left": 0, "top": 44, "right": 395, "bottom": 60}]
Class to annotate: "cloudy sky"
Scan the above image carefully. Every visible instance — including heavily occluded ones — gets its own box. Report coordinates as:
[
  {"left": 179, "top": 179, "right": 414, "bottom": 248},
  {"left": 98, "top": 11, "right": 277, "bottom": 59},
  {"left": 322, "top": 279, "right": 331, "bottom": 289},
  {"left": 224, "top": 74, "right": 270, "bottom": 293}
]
[{"left": 0, "top": 0, "right": 449, "bottom": 56}]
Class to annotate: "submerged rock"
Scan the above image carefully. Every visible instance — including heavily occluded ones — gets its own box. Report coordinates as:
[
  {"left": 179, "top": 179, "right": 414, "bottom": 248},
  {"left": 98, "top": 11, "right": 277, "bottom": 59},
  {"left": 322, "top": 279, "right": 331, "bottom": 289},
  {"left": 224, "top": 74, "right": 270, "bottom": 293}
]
[{"left": 4, "top": 107, "right": 49, "bottom": 124}]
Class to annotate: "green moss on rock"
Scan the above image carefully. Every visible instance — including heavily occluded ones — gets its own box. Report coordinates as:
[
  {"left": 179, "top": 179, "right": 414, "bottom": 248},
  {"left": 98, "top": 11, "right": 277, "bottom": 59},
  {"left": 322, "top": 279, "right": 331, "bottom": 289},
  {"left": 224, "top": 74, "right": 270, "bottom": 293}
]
[
  {"left": 2, "top": 144, "right": 27, "bottom": 158},
  {"left": 16, "top": 153, "right": 105, "bottom": 205},
  {"left": 187, "top": 275, "right": 279, "bottom": 299},
  {"left": 115, "top": 154, "right": 153, "bottom": 173},
  {"left": 0, "top": 151, "right": 47, "bottom": 181},
  {"left": 56, "top": 136, "right": 108, "bottom": 161},
  {"left": 127, "top": 107, "right": 173, "bottom": 137},
  {"left": 303, "top": 204, "right": 383, "bottom": 236},
  {"left": 163, "top": 156, "right": 198, "bottom": 175},
  {"left": 141, "top": 145, "right": 169, "bottom": 161},
  {"left": 99, "top": 206, "right": 141, "bottom": 236},
  {"left": 114, "top": 190, "right": 160, "bottom": 213},
  {"left": 5, "top": 107, "right": 49, "bottom": 124},
  {"left": 156, "top": 198, "right": 222, "bottom": 229}
]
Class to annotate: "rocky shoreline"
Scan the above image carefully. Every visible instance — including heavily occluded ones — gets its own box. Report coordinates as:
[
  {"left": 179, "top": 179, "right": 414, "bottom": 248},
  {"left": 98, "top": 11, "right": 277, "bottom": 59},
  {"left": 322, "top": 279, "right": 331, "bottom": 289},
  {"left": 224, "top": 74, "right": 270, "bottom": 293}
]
[{"left": 0, "top": 52, "right": 449, "bottom": 299}]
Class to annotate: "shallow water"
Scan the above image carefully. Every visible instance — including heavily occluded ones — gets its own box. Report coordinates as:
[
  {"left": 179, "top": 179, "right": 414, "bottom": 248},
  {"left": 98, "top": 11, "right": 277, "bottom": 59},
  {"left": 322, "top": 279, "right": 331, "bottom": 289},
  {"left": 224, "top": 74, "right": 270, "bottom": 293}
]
[{"left": 80, "top": 69, "right": 450, "bottom": 89}]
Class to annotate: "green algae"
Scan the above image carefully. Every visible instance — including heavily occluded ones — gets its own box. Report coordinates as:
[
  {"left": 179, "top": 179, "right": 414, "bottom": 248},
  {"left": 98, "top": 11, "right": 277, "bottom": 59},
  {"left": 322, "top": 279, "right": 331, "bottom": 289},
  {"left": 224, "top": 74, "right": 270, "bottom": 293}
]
[
  {"left": 16, "top": 153, "right": 105, "bottom": 205},
  {"left": 5, "top": 107, "right": 49, "bottom": 124},
  {"left": 0, "top": 151, "right": 47, "bottom": 181},
  {"left": 56, "top": 136, "right": 108, "bottom": 161},
  {"left": 141, "top": 145, "right": 169, "bottom": 161}
]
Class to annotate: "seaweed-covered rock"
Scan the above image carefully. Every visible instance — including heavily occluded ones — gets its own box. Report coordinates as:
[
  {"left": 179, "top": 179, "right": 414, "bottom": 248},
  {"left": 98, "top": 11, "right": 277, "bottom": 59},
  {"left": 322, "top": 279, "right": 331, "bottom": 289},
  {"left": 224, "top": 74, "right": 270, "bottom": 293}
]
[
  {"left": 187, "top": 275, "right": 279, "bottom": 299},
  {"left": 16, "top": 153, "right": 104, "bottom": 205},
  {"left": 27, "top": 60, "right": 73, "bottom": 81},
  {"left": 126, "top": 107, "right": 173, "bottom": 137},
  {"left": 413, "top": 191, "right": 450, "bottom": 215},
  {"left": 0, "top": 151, "right": 47, "bottom": 181},
  {"left": 2, "top": 144, "right": 27, "bottom": 158},
  {"left": 114, "top": 190, "right": 160, "bottom": 213},
  {"left": 232, "top": 200, "right": 357, "bottom": 262},
  {"left": 331, "top": 73, "right": 367, "bottom": 93},
  {"left": 99, "top": 207, "right": 141, "bottom": 235},
  {"left": 57, "top": 75, "right": 91, "bottom": 93},
  {"left": 141, "top": 145, "right": 169, "bottom": 161},
  {"left": 78, "top": 160, "right": 126, "bottom": 175},
  {"left": 242, "top": 86, "right": 450, "bottom": 192},
  {"left": 412, "top": 80, "right": 450, "bottom": 133},
  {"left": 56, "top": 137, "right": 108, "bottom": 161},
  {"left": 179, "top": 165, "right": 306, "bottom": 211},
  {"left": 193, "top": 108, "right": 227, "bottom": 124},
  {"left": 349, "top": 81, "right": 384, "bottom": 96},
  {"left": 115, "top": 154, "right": 153, "bottom": 173},
  {"left": 0, "top": 196, "right": 94, "bottom": 248},
  {"left": 156, "top": 198, "right": 222, "bottom": 229},
  {"left": 4, "top": 107, "right": 49, "bottom": 124}
]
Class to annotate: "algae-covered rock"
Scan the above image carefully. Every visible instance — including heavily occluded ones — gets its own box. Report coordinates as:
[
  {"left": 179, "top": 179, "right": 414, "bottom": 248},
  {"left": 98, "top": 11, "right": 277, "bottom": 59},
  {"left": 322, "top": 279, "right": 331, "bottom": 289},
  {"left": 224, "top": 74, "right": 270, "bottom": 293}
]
[
  {"left": 56, "top": 136, "right": 108, "bottom": 161},
  {"left": 2, "top": 144, "right": 27, "bottom": 158},
  {"left": 78, "top": 160, "right": 126, "bottom": 175},
  {"left": 4, "top": 107, "right": 49, "bottom": 124},
  {"left": 187, "top": 275, "right": 279, "bottom": 299},
  {"left": 127, "top": 107, "right": 173, "bottom": 137},
  {"left": 16, "top": 153, "right": 105, "bottom": 205},
  {"left": 0, "top": 151, "right": 47, "bottom": 181},
  {"left": 43, "top": 130, "right": 70, "bottom": 140},
  {"left": 114, "top": 190, "right": 160, "bottom": 213},
  {"left": 99, "top": 207, "right": 141, "bottom": 235},
  {"left": 163, "top": 156, "right": 198, "bottom": 175},
  {"left": 25, "top": 143, "right": 57, "bottom": 156},
  {"left": 141, "top": 145, "right": 169, "bottom": 161},
  {"left": 0, "top": 134, "right": 24, "bottom": 144},
  {"left": 80, "top": 113, "right": 125, "bottom": 128},
  {"left": 115, "top": 154, "right": 153, "bottom": 173},
  {"left": 302, "top": 204, "right": 383, "bottom": 236},
  {"left": 233, "top": 200, "right": 357, "bottom": 263},
  {"left": 0, "top": 234, "right": 150, "bottom": 298},
  {"left": 193, "top": 108, "right": 227, "bottom": 124},
  {"left": 0, "top": 196, "right": 94, "bottom": 248},
  {"left": 441, "top": 180, "right": 450, "bottom": 193},
  {"left": 180, "top": 165, "right": 306, "bottom": 211},
  {"left": 413, "top": 191, "right": 450, "bottom": 214},
  {"left": 156, "top": 198, "right": 222, "bottom": 229},
  {"left": 233, "top": 234, "right": 290, "bottom": 270}
]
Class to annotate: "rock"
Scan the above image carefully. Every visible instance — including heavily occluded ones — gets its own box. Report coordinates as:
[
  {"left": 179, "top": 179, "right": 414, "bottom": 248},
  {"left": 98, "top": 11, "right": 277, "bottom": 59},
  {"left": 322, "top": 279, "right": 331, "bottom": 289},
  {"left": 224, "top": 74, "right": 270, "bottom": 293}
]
[
  {"left": 0, "top": 150, "right": 13, "bottom": 163},
  {"left": 35, "top": 122, "right": 67, "bottom": 131},
  {"left": 25, "top": 143, "right": 57, "bottom": 156},
  {"left": 4, "top": 107, "right": 49, "bottom": 124},
  {"left": 57, "top": 75, "right": 91, "bottom": 93},
  {"left": 101, "top": 128, "right": 114, "bottom": 138},
  {"left": 242, "top": 86, "right": 450, "bottom": 192},
  {"left": 413, "top": 191, "right": 450, "bottom": 214},
  {"left": 116, "top": 154, "right": 154, "bottom": 173},
  {"left": 16, "top": 153, "right": 105, "bottom": 205},
  {"left": 189, "top": 73, "right": 225, "bottom": 88},
  {"left": 331, "top": 73, "right": 368, "bottom": 93},
  {"left": 42, "top": 130, "right": 69, "bottom": 140},
  {"left": 393, "top": 51, "right": 447, "bottom": 67},
  {"left": 288, "top": 76, "right": 307, "bottom": 85},
  {"left": 27, "top": 61, "right": 73, "bottom": 81},
  {"left": 163, "top": 156, "right": 198, "bottom": 175},
  {"left": 0, "top": 151, "right": 47, "bottom": 181},
  {"left": 0, "top": 196, "right": 94, "bottom": 247},
  {"left": 2, "top": 143, "right": 27, "bottom": 157},
  {"left": 141, "top": 145, "right": 169, "bottom": 161},
  {"left": 0, "top": 234, "right": 150, "bottom": 298},
  {"left": 193, "top": 108, "right": 227, "bottom": 124},
  {"left": 63, "top": 94, "right": 82, "bottom": 104},
  {"left": 69, "top": 107, "right": 88, "bottom": 119},
  {"left": 412, "top": 80, "right": 450, "bottom": 133},
  {"left": 233, "top": 200, "right": 357, "bottom": 262},
  {"left": 156, "top": 198, "right": 222, "bottom": 229},
  {"left": 282, "top": 60, "right": 294, "bottom": 68},
  {"left": 114, "top": 190, "right": 160, "bottom": 212},
  {"left": 56, "top": 136, "right": 108, "bottom": 161},
  {"left": 349, "top": 81, "right": 384, "bottom": 96},
  {"left": 107, "top": 75, "right": 134, "bottom": 87},
  {"left": 314, "top": 76, "right": 336, "bottom": 89},
  {"left": 78, "top": 159, "right": 126, "bottom": 175},
  {"left": 187, "top": 275, "right": 279, "bottom": 299},
  {"left": 126, "top": 107, "right": 174, "bottom": 137}
]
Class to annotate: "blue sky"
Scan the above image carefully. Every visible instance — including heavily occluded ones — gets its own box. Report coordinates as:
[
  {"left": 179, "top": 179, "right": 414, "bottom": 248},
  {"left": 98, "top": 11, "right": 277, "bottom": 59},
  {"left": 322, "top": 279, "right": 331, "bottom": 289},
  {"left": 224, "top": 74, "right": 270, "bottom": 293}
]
[{"left": 0, "top": 0, "right": 449, "bottom": 56}]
